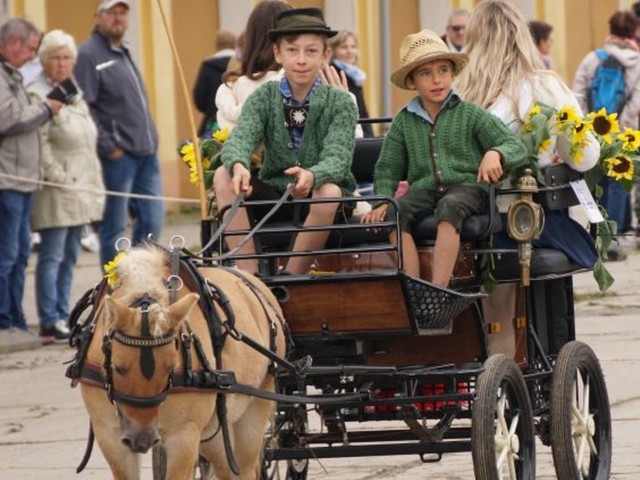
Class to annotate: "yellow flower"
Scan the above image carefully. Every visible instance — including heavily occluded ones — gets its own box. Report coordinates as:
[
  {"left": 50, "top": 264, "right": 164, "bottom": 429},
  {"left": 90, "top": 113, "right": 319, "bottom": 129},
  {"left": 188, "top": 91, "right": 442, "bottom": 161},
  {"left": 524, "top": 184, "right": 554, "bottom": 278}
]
[
  {"left": 572, "top": 147, "right": 585, "bottom": 165},
  {"left": 572, "top": 119, "right": 592, "bottom": 143},
  {"left": 526, "top": 104, "right": 541, "bottom": 120},
  {"left": 212, "top": 127, "right": 230, "bottom": 143},
  {"left": 606, "top": 155, "right": 635, "bottom": 181},
  {"left": 617, "top": 127, "right": 640, "bottom": 152},
  {"left": 180, "top": 142, "right": 195, "bottom": 164},
  {"left": 537, "top": 138, "right": 551, "bottom": 153},
  {"left": 104, "top": 252, "right": 126, "bottom": 287},
  {"left": 587, "top": 108, "right": 619, "bottom": 144},
  {"left": 556, "top": 106, "right": 579, "bottom": 125}
]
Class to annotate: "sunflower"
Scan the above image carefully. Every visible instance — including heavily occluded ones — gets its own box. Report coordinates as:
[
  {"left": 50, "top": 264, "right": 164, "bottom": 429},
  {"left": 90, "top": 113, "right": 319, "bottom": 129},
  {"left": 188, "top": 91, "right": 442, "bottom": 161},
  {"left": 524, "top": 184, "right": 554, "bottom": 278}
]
[
  {"left": 179, "top": 142, "right": 201, "bottom": 185},
  {"left": 572, "top": 119, "right": 593, "bottom": 143},
  {"left": 212, "top": 126, "right": 230, "bottom": 143},
  {"left": 537, "top": 138, "right": 551, "bottom": 154},
  {"left": 605, "top": 155, "right": 635, "bottom": 181},
  {"left": 104, "top": 252, "right": 126, "bottom": 287},
  {"left": 587, "top": 108, "right": 619, "bottom": 144},
  {"left": 617, "top": 127, "right": 640, "bottom": 152},
  {"left": 556, "top": 105, "right": 580, "bottom": 125}
]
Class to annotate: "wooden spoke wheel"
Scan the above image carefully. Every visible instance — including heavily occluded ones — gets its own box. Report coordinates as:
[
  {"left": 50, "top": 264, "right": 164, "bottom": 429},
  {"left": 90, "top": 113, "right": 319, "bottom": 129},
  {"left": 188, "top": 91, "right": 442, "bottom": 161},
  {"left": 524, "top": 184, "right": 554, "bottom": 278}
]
[
  {"left": 472, "top": 354, "right": 536, "bottom": 480},
  {"left": 551, "top": 341, "right": 612, "bottom": 480}
]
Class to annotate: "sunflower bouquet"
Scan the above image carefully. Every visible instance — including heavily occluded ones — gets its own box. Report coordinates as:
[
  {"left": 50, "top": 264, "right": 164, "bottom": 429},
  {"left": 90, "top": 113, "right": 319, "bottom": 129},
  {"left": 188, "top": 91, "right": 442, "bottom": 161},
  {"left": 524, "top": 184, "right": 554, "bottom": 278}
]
[
  {"left": 178, "top": 125, "right": 230, "bottom": 190},
  {"left": 518, "top": 103, "right": 639, "bottom": 192},
  {"left": 517, "top": 103, "right": 640, "bottom": 291}
]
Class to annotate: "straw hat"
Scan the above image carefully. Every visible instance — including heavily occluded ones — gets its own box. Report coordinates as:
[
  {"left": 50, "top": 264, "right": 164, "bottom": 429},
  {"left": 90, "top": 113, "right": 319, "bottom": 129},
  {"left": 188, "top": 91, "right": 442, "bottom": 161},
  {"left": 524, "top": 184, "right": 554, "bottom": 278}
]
[
  {"left": 267, "top": 8, "right": 338, "bottom": 42},
  {"left": 390, "top": 29, "right": 468, "bottom": 90}
]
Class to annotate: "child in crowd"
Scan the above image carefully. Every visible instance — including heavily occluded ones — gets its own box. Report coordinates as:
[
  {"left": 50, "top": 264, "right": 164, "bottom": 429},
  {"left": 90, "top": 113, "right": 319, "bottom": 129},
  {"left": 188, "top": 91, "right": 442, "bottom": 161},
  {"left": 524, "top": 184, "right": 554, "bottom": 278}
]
[
  {"left": 362, "top": 30, "right": 527, "bottom": 287},
  {"left": 215, "top": 8, "right": 358, "bottom": 275}
]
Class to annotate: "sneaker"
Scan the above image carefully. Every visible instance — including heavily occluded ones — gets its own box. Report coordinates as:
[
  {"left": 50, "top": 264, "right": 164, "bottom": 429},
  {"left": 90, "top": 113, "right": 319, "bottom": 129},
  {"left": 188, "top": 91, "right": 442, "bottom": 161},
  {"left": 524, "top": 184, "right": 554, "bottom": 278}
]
[
  {"left": 80, "top": 231, "right": 100, "bottom": 253},
  {"left": 30, "top": 232, "right": 41, "bottom": 252},
  {"left": 40, "top": 320, "right": 70, "bottom": 345}
]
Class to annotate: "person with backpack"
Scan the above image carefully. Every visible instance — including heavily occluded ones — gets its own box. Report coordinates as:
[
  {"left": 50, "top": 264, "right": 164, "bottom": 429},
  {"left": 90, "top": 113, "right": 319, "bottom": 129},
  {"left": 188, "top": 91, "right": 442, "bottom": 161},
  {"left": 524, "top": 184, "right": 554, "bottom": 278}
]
[{"left": 573, "top": 10, "right": 640, "bottom": 260}]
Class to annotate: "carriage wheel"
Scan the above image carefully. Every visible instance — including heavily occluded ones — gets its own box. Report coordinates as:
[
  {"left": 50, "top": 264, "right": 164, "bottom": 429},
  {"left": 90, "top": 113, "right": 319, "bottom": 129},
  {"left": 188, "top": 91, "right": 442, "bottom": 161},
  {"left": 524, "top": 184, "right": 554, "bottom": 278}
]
[
  {"left": 550, "top": 341, "right": 612, "bottom": 480},
  {"left": 472, "top": 354, "right": 536, "bottom": 480}
]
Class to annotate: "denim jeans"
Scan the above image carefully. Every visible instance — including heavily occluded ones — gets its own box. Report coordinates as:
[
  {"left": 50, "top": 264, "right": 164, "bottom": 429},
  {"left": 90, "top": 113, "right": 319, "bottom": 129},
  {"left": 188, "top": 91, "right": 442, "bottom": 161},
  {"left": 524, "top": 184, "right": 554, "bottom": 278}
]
[
  {"left": 35, "top": 226, "right": 83, "bottom": 329},
  {"left": 600, "top": 178, "right": 629, "bottom": 235},
  {"left": 99, "top": 152, "right": 165, "bottom": 267},
  {"left": 0, "top": 190, "right": 32, "bottom": 330}
]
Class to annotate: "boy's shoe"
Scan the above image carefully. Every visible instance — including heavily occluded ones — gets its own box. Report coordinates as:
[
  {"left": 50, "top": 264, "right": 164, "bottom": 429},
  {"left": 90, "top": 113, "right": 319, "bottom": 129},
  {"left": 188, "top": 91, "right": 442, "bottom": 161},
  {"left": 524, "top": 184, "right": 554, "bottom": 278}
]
[{"left": 40, "top": 320, "right": 70, "bottom": 345}]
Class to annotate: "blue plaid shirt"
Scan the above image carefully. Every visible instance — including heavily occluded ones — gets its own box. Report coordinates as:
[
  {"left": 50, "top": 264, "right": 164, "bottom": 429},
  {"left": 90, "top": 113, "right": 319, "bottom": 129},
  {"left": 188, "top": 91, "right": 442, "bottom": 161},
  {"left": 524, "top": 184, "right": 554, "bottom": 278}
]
[{"left": 279, "top": 76, "right": 320, "bottom": 153}]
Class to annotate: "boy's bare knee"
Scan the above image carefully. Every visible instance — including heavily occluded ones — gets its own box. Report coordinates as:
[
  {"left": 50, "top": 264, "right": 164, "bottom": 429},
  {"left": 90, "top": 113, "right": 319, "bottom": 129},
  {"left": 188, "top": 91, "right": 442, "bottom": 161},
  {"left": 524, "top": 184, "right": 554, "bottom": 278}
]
[{"left": 313, "top": 183, "right": 342, "bottom": 198}]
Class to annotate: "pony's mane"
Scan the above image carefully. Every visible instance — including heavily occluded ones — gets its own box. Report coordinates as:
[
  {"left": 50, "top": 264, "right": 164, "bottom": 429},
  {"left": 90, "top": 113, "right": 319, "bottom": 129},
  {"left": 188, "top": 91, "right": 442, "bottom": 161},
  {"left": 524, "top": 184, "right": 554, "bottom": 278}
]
[{"left": 116, "top": 246, "right": 168, "bottom": 302}]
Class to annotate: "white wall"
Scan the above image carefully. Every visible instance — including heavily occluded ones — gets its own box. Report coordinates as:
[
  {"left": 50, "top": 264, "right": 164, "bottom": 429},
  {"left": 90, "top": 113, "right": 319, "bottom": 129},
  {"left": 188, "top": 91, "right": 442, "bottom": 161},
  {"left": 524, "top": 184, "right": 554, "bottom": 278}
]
[
  {"left": 325, "top": 0, "right": 356, "bottom": 32},
  {"left": 218, "top": 0, "right": 253, "bottom": 33}
]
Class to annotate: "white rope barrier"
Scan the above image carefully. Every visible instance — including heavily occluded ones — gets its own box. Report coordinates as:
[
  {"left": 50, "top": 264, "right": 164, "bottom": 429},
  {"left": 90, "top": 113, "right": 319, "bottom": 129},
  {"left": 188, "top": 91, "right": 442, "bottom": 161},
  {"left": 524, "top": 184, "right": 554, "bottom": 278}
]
[{"left": 0, "top": 172, "right": 201, "bottom": 204}]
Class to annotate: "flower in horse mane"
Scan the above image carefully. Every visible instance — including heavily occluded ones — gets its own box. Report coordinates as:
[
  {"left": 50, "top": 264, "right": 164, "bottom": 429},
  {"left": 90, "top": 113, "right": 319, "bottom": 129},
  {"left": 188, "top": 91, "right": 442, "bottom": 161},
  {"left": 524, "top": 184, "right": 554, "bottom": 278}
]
[
  {"left": 104, "top": 252, "right": 126, "bottom": 287},
  {"left": 178, "top": 124, "right": 230, "bottom": 189}
]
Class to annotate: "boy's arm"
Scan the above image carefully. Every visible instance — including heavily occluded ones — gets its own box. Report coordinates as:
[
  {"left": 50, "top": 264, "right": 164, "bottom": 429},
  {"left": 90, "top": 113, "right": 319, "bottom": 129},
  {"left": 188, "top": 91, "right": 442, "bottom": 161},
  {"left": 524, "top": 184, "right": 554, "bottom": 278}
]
[
  {"left": 307, "top": 92, "right": 358, "bottom": 188},
  {"left": 477, "top": 111, "right": 528, "bottom": 174},
  {"left": 220, "top": 86, "right": 268, "bottom": 172},
  {"left": 373, "top": 117, "right": 408, "bottom": 198}
]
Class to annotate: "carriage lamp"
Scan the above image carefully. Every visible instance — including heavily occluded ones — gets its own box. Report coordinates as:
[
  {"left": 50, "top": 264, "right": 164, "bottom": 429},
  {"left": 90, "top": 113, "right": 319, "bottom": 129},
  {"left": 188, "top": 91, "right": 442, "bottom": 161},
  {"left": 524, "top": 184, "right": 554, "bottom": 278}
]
[{"left": 506, "top": 169, "right": 544, "bottom": 286}]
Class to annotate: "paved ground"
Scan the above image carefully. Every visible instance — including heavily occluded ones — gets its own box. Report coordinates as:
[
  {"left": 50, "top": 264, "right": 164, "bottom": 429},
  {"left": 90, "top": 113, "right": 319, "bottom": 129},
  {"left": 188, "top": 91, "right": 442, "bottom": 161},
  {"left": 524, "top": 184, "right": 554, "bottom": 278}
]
[{"left": 1, "top": 216, "right": 639, "bottom": 479}]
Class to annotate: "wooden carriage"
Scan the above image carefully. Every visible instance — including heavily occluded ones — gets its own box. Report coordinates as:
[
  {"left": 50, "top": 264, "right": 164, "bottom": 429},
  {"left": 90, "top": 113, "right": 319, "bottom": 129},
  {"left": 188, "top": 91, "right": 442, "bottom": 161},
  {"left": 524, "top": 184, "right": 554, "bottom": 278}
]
[{"left": 212, "top": 133, "right": 612, "bottom": 480}]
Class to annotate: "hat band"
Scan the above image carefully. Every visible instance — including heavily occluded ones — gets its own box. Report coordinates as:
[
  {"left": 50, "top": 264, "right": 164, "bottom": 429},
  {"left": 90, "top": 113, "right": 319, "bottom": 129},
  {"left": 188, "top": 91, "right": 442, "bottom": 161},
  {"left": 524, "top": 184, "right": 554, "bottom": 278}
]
[
  {"left": 402, "top": 50, "right": 455, "bottom": 68},
  {"left": 277, "top": 14, "right": 329, "bottom": 31}
]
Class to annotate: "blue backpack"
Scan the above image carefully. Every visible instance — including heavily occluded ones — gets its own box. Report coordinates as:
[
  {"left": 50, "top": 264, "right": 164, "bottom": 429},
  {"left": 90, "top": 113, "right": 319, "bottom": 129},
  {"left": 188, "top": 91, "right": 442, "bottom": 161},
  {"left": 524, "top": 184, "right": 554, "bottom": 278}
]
[{"left": 588, "top": 49, "right": 626, "bottom": 114}]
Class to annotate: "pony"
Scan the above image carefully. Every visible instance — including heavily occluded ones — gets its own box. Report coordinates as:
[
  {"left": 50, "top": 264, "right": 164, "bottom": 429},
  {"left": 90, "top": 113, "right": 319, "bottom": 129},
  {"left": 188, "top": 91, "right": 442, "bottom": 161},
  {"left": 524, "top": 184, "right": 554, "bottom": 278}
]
[{"left": 73, "top": 245, "right": 286, "bottom": 479}]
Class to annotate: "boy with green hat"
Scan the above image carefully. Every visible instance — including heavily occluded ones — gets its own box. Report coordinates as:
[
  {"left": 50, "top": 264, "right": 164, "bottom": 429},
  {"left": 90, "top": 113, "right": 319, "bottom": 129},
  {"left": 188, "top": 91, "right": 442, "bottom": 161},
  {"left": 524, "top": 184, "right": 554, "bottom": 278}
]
[
  {"left": 215, "top": 8, "right": 358, "bottom": 275},
  {"left": 362, "top": 29, "right": 527, "bottom": 287}
]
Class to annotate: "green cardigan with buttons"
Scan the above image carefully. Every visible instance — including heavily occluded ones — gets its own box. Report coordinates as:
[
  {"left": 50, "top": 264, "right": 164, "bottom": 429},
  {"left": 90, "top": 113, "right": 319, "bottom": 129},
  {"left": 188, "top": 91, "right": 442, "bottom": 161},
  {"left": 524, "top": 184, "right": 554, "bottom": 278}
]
[
  {"left": 221, "top": 80, "right": 358, "bottom": 193},
  {"left": 373, "top": 97, "right": 527, "bottom": 198}
]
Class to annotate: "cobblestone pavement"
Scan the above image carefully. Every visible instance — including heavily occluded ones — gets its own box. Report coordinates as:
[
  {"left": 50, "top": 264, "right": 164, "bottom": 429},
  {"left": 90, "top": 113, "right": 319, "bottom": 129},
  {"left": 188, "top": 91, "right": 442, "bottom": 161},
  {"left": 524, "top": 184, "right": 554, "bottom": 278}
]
[{"left": 1, "top": 217, "right": 639, "bottom": 479}]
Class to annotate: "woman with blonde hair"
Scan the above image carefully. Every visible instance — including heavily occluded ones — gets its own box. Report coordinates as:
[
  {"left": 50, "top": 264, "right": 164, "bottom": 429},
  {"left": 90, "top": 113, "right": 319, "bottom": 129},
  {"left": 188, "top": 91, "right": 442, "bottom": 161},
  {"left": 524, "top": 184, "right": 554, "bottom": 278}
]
[
  {"left": 328, "top": 30, "right": 373, "bottom": 136},
  {"left": 455, "top": 0, "right": 599, "bottom": 267}
]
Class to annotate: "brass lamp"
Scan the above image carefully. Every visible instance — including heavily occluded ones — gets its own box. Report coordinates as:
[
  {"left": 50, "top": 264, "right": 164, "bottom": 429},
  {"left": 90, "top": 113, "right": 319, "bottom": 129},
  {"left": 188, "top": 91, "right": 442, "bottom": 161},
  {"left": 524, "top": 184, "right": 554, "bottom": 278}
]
[{"left": 506, "top": 169, "right": 544, "bottom": 286}]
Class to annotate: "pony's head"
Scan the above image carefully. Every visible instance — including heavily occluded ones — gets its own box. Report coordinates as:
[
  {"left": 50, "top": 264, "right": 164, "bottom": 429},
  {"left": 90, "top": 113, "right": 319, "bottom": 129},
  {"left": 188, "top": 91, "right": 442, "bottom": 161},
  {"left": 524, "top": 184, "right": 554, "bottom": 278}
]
[{"left": 100, "top": 246, "right": 200, "bottom": 453}]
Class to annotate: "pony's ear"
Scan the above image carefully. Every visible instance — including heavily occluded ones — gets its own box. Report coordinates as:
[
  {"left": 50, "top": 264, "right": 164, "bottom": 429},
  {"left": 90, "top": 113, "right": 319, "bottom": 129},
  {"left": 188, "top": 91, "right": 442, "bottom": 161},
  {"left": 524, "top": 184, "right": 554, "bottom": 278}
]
[
  {"left": 165, "top": 293, "right": 200, "bottom": 329},
  {"left": 103, "top": 295, "right": 133, "bottom": 330}
]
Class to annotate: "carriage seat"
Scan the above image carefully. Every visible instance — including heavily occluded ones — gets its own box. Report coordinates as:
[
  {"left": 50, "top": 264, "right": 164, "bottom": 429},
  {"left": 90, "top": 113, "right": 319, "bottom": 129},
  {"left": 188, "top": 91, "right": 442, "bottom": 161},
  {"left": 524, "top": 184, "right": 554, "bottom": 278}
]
[
  {"left": 248, "top": 136, "right": 502, "bottom": 251},
  {"left": 491, "top": 248, "right": 585, "bottom": 282}
]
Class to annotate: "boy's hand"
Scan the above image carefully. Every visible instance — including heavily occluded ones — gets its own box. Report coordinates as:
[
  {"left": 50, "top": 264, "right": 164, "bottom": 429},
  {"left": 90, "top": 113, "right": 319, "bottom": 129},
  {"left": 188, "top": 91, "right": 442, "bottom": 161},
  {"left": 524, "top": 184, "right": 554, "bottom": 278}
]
[
  {"left": 477, "top": 150, "right": 504, "bottom": 184},
  {"left": 361, "top": 204, "right": 389, "bottom": 233},
  {"left": 284, "top": 167, "right": 314, "bottom": 198},
  {"left": 232, "top": 163, "right": 252, "bottom": 197}
]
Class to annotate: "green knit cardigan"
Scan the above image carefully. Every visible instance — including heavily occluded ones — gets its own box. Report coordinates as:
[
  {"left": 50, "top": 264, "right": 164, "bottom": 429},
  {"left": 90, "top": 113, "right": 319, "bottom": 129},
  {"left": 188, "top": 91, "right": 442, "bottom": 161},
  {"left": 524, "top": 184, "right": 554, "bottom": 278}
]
[
  {"left": 374, "top": 98, "right": 528, "bottom": 198},
  {"left": 221, "top": 81, "right": 358, "bottom": 193}
]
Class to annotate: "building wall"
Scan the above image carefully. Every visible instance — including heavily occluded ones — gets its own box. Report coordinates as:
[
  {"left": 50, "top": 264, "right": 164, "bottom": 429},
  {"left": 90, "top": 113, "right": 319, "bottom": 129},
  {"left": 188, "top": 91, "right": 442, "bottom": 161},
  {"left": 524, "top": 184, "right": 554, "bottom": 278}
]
[{"left": 2, "top": 0, "right": 636, "bottom": 211}]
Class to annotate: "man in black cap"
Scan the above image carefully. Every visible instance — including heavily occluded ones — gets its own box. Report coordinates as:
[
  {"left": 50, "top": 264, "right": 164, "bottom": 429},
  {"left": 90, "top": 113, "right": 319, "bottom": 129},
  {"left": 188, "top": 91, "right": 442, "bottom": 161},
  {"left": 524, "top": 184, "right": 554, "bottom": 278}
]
[{"left": 215, "top": 8, "right": 358, "bottom": 275}]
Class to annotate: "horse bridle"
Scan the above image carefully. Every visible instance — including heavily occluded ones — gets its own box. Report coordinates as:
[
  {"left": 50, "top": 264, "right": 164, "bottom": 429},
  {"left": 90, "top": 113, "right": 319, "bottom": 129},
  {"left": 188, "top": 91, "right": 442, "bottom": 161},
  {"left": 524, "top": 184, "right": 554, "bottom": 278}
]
[{"left": 102, "top": 293, "right": 176, "bottom": 408}]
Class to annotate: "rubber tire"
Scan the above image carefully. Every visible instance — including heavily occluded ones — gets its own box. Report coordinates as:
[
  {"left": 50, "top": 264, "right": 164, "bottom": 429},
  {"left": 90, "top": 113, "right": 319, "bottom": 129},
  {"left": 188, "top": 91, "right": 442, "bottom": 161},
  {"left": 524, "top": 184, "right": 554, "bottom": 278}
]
[
  {"left": 550, "top": 341, "right": 612, "bottom": 480},
  {"left": 472, "top": 354, "right": 536, "bottom": 480}
]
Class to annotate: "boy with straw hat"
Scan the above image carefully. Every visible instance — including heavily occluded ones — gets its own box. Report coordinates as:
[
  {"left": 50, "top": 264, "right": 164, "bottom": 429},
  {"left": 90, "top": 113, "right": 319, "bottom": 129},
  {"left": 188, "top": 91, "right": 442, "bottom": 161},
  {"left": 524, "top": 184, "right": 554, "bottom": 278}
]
[{"left": 362, "top": 29, "right": 527, "bottom": 287}]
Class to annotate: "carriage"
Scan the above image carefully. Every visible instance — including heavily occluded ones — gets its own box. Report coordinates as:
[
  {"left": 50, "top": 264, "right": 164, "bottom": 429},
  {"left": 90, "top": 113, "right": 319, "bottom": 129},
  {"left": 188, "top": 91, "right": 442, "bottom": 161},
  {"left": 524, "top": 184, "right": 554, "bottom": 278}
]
[
  {"left": 66, "top": 131, "right": 611, "bottom": 480},
  {"left": 213, "top": 130, "right": 611, "bottom": 480}
]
